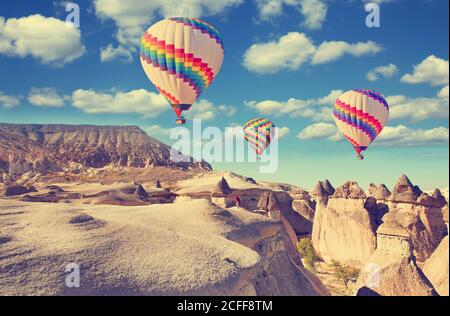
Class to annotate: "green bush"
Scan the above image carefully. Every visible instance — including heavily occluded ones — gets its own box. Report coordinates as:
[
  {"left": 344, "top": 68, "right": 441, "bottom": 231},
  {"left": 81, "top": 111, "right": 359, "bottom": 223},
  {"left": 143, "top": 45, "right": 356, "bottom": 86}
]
[
  {"left": 330, "top": 260, "right": 360, "bottom": 290},
  {"left": 296, "top": 237, "right": 319, "bottom": 272}
]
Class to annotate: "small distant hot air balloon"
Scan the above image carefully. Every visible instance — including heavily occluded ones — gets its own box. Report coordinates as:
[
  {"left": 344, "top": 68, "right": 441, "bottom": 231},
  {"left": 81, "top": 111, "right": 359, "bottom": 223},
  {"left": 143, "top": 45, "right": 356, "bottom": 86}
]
[
  {"left": 243, "top": 118, "right": 275, "bottom": 159},
  {"left": 333, "top": 89, "right": 389, "bottom": 160},
  {"left": 140, "top": 17, "right": 224, "bottom": 125}
]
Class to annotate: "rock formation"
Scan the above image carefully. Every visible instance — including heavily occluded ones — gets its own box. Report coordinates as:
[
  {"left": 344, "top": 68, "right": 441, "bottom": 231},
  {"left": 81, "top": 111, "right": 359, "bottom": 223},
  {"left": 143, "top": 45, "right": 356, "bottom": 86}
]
[
  {"left": 312, "top": 181, "right": 378, "bottom": 268},
  {"left": 368, "top": 183, "right": 391, "bottom": 201},
  {"left": 387, "top": 175, "right": 447, "bottom": 262},
  {"left": 155, "top": 180, "right": 162, "bottom": 189},
  {"left": 3, "top": 185, "right": 37, "bottom": 197},
  {"left": 389, "top": 175, "right": 422, "bottom": 204},
  {"left": 356, "top": 214, "right": 438, "bottom": 296},
  {"left": 0, "top": 123, "right": 211, "bottom": 180},
  {"left": 0, "top": 199, "right": 328, "bottom": 296},
  {"left": 442, "top": 205, "right": 449, "bottom": 232},
  {"left": 211, "top": 177, "right": 232, "bottom": 197},
  {"left": 431, "top": 189, "right": 448, "bottom": 208},
  {"left": 210, "top": 177, "right": 233, "bottom": 207},
  {"left": 311, "top": 179, "right": 334, "bottom": 205},
  {"left": 290, "top": 188, "right": 315, "bottom": 223},
  {"left": 422, "top": 236, "right": 449, "bottom": 296}
]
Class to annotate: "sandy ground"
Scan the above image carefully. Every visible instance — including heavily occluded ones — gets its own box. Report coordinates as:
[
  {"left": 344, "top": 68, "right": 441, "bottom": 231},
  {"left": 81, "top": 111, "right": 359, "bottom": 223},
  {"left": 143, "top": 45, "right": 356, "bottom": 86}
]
[
  {"left": 313, "top": 262, "right": 357, "bottom": 296},
  {"left": 0, "top": 198, "right": 326, "bottom": 296},
  {"left": 174, "top": 171, "right": 294, "bottom": 195}
]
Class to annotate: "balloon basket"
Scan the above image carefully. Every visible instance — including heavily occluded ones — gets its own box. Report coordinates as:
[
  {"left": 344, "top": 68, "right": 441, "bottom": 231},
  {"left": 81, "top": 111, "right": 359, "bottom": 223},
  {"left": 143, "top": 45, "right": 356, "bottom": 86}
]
[
  {"left": 176, "top": 117, "right": 186, "bottom": 125},
  {"left": 357, "top": 154, "right": 364, "bottom": 160}
]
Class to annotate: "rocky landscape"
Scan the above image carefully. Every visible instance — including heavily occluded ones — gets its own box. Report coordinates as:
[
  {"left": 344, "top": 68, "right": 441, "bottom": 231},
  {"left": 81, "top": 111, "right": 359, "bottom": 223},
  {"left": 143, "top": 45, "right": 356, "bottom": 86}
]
[{"left": 0, "top": 123, "right": 448, "bottom": 296}]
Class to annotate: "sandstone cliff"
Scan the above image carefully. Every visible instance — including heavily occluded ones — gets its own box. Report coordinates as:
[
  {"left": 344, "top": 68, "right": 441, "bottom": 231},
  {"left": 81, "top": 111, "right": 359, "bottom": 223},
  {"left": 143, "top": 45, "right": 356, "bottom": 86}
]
[
  {"left": 356, "top": 215, "right": 438, "bottom": 296},
  {"left": 387, "top": 175, "right": 447, "bottom": 262},
  {"left": 0, "top": 123, "right": 211, "bottom": 180},
  {"left": 312, "top": 181, "right": 379, "bottom": 268},
  {"left": 422, "top": 236, "right": 449, "bottom": 296}
]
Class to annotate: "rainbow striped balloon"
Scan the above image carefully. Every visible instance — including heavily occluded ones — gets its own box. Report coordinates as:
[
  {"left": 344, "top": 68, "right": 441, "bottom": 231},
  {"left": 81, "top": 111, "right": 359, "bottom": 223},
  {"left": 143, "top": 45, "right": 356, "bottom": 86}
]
[
  {"left": 243, "top": 118, "right": 275, "bottom": 157},
  {"left": 140, "top": 17, "right": 224, "bottom": 124},
  {"left": 333, "top": 89, "right": 389, "bottom": 160}
]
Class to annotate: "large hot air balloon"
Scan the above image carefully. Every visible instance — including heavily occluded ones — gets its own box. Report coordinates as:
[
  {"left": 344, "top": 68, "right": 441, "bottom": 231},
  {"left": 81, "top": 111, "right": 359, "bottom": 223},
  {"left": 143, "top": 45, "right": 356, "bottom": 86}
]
[
  {"left": 243, "top": 118, "right": 275, "bottom": 158},
  {"left": 140, "top": 17, "right": 224, "bottom": 124},
  {"left": 333, "top": 89, "right": 389, "bottom": 160}
]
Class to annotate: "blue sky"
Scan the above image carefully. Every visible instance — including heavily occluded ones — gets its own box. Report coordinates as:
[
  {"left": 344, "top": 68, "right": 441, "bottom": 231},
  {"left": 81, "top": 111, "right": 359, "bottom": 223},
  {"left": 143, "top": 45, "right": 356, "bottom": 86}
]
[{"left": 0, "top": 0, "right": 448, "bottom": 190}]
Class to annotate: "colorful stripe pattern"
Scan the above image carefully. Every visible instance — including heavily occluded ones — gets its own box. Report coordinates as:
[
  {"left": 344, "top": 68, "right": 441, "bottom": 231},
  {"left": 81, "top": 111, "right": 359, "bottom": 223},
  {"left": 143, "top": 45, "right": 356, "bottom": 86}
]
[
  {"left": 333, "top": 89, "right": 389, "bottom": 156},
  {"left": 140, "top": 33, "right": 215, "bottom": 102},
  {"left": 169, "top": 17, "right": 224, "bottom": 50},
  {"left": 333, "top": 99, "right": 381, "bottom": 142},
  {"left": 139, "top": 17, "right": 224, "bottom": 118},
  {"left": 243, "top": 118, "right": 275, "bottom": 156},
  {"left": 353, "top": 89, "right": 389, "bottom": 112}
]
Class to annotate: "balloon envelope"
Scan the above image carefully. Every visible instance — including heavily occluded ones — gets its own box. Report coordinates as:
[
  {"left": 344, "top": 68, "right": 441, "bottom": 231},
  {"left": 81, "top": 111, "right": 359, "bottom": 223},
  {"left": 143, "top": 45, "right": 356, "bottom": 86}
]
[
  {"left": 243, "top": 118, "right": 275, "bottom": 156},
  {"left": 140, "top": 17, "right": 224, "bottom": 123},
  {"left": 333, "top": 89, "right": 389, "bottom": 159}
]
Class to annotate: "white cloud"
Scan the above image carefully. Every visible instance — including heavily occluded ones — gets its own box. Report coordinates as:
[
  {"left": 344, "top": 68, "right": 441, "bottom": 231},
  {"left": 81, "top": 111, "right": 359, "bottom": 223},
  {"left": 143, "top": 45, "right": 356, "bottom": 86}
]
[
  {"left": 311, "top": 40, "right": 382, "bottom": 65},
  {"left": 187, "top": 99, "right": 236, "bottom": 121},
  {"left": 245, "top": 89, "right": 342, "bottom": 121},
  {"left": 256, "top": 0, "right": 327, "bottom": 30},
  {"left": 362, "top": 0, "right": 396, "bottom": 4},
  {"left": 243, "top": 32, "right": 316, "bottom": 74},
  {"left": 376, "top": 125, "right": 449, "bottom": 147},
  {"left": 297, "top": 122, "right": 449, "bottom": 147},
  {"left": 145, "top": 125, "right": 173, "bottom": 139},
  {"left": 388, "top": 89, "right": 449, "bottom": 123},
  {"left": 0, "top": 14, "right": 85, "bottom": 65},
  {"left": 28, "top": 87, "right": 65, "bottom": 107},
  {"left": 71, "top": 88, "right": 168, "bottom": 118},
  {"left": 438, "top": 85, "right": 449, "bottom": 99},
  {"left": 278, "top": 126, "right": 290, "bottom": 139},
  {"left": 401, "top": 55, "right": 449, "bottom": 86},
  {"left": 94, "top": 0, "right": 242, "bottom": 59},
  {"left": 366, "top": 63, "right": 399, "bottom": 81},
  {"left": 100, "top": 44, "right": 133, "bottom": 63},
  {"left": 70, "top": 88, "right": 231, "bottom": 121},
  {"left": 243, "top": 32, "right": 382, "bottom": 73},
  {"left": 299, "top": 0, "right": 327, "bottom": 29},
  {"left": 297, "top": 122, "right": 339, "bottom": 140},
  {"left": 0, "top": 91, "right": 21, "bottom": 108}
]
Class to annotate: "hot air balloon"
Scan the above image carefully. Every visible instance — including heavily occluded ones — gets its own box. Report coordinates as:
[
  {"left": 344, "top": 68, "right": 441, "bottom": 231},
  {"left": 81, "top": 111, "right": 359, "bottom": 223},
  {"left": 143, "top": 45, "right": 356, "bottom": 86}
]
[
  {"left": 243, "top": 118, "right": 275, "bottom": 159},
  {"left": 140, "top": 17, "right": 224, "bottom": 124},
  {"left": 333, "top": 89, "right": 389, "bottom": 160}
]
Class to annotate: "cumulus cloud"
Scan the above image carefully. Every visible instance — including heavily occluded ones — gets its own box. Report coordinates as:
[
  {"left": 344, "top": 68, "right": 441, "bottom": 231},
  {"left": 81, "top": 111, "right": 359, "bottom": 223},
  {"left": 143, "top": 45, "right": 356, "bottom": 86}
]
[
  {"left": 28, "top": 87, "right": 66, "bottom": 107},
  {"left": 94, "top": 0, "right": 242, "bottom": 60},
  {"left": 311, "top": 40, "right": 382, "bottom": 65},
  {"left": 245, "top": 89, "right": 342, "bottom": 121},
  {"left": 297, "top": 123, "right": 339, "bottom": 140},
  {"left": 278, "top": 126, "right": 290, "bottom": 139},
  {"left": 187, "top": 100, "right": 237, "bottom": 121},
  {"left": 401, "top": 55, "right": 449, "bottom": 86},
  {"left": 256, "top": 0, "right": 328, "bottom": 30},
  {"left": 0, "top": 91, "right": 21, "bottom": 108},
  {"left": 297, "top": 122, "right": 449, "bottom": 147},
  {"left": 0, "top": 14, "right": 85, "bottom": 65},
  {"left": 100, "top": 44, "right": 133, "bottom": 63},
  {"left": 243, "top": 32, "right": 316, "bottom": 74},
  {"left": 376, "top": 125, "right": 449, "bottom": 147},
  {"left": 243, "top": 32, "right": 382, "bottom": 73},
  {"left": 388, "top": 90, "right": 449, "bottom": 123},
  {"left": 145, "top": 125, "right": 173, "bottom": 139},
  {"left": 366, "top": 63, "right": 399, "bottom": 81},
  {"left": 71, "top": 88, "right": 168, "bottom": 118},
  {"left": 69, "top": 88, "right": 231, "bottom": 121},
  {"left": 438, "top": 85, "right": 449, "bottom": 99}
]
